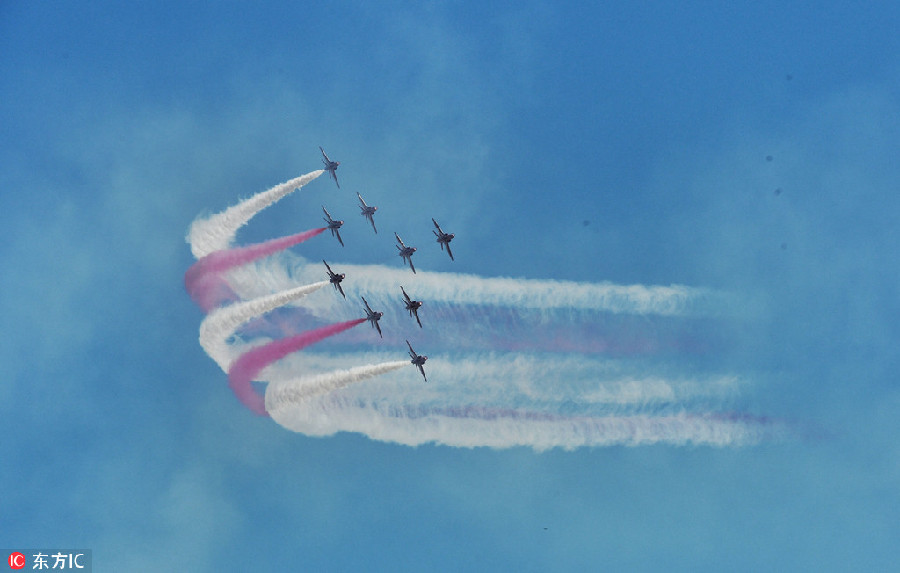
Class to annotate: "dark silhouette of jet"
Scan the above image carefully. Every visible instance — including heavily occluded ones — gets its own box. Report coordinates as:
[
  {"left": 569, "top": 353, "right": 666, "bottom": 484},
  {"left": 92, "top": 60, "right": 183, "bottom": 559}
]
[
  {"left": 362, "top": 296, "right": 383, "bottom": 338},
  {"left": 357, "top": 192, "right": 378, "bottom": 234},
  {"left": 319, "top": 146, "right": 340, "bottom": 188},
  {"left": 323, "top": 260, "right": 346, "bottom": 298},
  {"left": 401, "top": 286, "right": 423, "bottom": 328},
  {"left": 432, "top": 218, "right": 455, "bottom": 261},
  {"left": 322, "top": 206, "right": 344, "bottom": 247},
  {"left": 406, "top": 340, "right": 428, "bottom": 381},
  {"left": 395, "top": 232, "right": 417, "bottom": 273}
]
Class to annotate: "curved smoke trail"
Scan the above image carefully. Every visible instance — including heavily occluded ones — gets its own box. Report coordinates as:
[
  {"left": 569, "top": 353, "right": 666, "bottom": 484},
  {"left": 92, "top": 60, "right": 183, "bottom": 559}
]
[
  {"left": 186, "top": 227, "right": 326, "bottom": 311},
  {"left": 227, "top": 319, "right": 366, "bottom": 416},
  {"left": 199, "top": 280, "right": 330, "bottom": 370},
  {"left": 186, "top": 167, "right": 782, "bottom": 448},
  {"left": 187, "top": 170, "right": 323, "bottom": 258}
]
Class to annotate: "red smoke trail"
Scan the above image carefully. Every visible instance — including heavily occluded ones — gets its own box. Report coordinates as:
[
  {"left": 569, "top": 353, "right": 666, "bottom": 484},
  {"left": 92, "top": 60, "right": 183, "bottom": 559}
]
[
  {"left": 185, "top": 227, "right": 326, "bottom": 311},
  {"left": 227, "top": 318, "right": 367, "bottom": 416}
]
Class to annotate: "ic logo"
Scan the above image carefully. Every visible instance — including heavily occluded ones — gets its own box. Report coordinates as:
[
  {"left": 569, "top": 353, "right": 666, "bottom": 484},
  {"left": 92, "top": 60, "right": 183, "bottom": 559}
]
[{"left": 8, "top": 552, "right": 26, "bottom": 569}]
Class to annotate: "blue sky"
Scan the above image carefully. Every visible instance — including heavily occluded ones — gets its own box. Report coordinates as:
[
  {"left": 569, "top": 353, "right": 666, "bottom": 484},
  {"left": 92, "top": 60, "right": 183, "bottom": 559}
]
[{"left": 2, "top": 1, "right": 899, "bottom": 570}]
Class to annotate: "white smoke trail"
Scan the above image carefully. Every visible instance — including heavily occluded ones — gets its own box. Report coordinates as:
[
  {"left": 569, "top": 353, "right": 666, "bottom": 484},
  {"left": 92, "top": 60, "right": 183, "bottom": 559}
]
[
  {"left": 260, "top": 350, "right": 745, "bottom": 415},
  {"left": 187, "top": 170, "right": 323, "bottom": 259},
  {"left": 267, "top": 395, "right": 770, "bottom": 449},
  {"left": 256, "top": 347, "right": 767, "bottom": 448},
  {"left": 199, "top": 280, "right": 329, "bottom": 370},
  {"left": 224, "top": 256, "right": 732, "bottom": 321},
  {"left": 265, "top": 361, "right": 409, "bottom": 410}
]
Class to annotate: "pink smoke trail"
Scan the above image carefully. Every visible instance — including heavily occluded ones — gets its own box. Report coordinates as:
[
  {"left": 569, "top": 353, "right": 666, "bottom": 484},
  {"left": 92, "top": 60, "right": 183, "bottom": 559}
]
[
  {"left": 185, "top": 227, "right": 326, "bottom": 311},
  {"left": 227, "top": 318, "right": 367, "bottom": 416}
]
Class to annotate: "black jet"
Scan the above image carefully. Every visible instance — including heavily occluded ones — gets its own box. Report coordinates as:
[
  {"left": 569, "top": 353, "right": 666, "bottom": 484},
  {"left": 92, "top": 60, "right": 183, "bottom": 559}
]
[
  {"left": 319, "top": 146, "right": 340, "bottom": 188},
  {"left": 394, "top": 232, "right": 417, "bottom": 274},
  {"left": 406, "top": 340, "right": 428, "bottom": 382},
  {"left": 432, "top": 218, "right": 455, "bottom": 261},
  {"left": 357, "top": 192, "right": 378, "bottom": 234},
  {"left": 323, "top": 260, "right": 346, "bottom": 298},
  {"left": 400, "top": 285, "right": 423, "bottom": 328},
  {"left": 322, "top": 206, "right": 345, "bottom": 247},
  {"left": 362, "top": 296, "right": 383, "bottom": 338}
]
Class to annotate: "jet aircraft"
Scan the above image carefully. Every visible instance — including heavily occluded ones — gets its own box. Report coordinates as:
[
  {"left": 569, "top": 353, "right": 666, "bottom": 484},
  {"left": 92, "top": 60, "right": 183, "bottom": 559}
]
[
  {"left": 362, "top": 296, "right": 383, "bottom": 338},
  {"left": 319, "top": 146, "right": 340, "bottom": 188},
  {"left": 394, "top": 233, "right": 417, "bottom": 273},
  {"left": 323, "top": 260, "right": 346, "bottom": 298},
  {"left": 401, "top": 286, "right": 423, "bottom": 328},
  {"left": 322, "top": 206, "right": 345, "bottom": 247},
  {"left": 432, "top": 218, "right": 455, "bottom": 261},
  {"left": 406, "top": 340, "right": 428, "bottom": 381},
  {"left": 357, "top": 192, "right": 378, "bottom": 233}
]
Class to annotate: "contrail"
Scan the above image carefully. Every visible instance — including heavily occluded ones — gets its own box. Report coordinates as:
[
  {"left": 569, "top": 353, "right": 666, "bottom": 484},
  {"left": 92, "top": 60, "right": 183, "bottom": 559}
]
[
  {"left": 224, "top": 257, "right": 733, "bottom": 321},
  {"left": 219, "top": 254, "right": 733, "bottom": 358},
  {"left": 253, "top": 350, "right": 744, "bottom": 414},
  {"left": 266, "top": 361, "right": 409, "bottom": 411},
  {"left": 199, "top": 280, "right": 330, "bottom": 371},
  {"left": 259, "top": 350, "right": 774, "bottom": 448},
  {"left": 227, "top": 318, "right": 367, "bottom": 416},
  {"left": 187, "top": 170, "right": 323, "bottom": 259},
  {"left": 266, "top": 396, "right": 778, "bottom": 448},
  {"left": 186, "top": 227, "right": 326, "bottom": 311}
]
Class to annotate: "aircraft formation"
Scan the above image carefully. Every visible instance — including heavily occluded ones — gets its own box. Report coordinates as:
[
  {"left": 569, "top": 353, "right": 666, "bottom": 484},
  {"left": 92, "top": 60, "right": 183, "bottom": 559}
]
[{"left": 316, "top": 147, "right": 457, "bottom": 381}]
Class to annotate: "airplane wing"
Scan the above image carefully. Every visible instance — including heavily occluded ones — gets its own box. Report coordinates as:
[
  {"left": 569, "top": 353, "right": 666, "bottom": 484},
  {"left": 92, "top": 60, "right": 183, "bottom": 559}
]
[
  {"left": 335, "top": 228, "right": 344, "bottom": 247},
  {"left": 375, "top": 321, "right": 382, "bottom": 337},
  {"left": 401, "top": 287, "right": 411, "bottom": 303},
  {"left": 323, "top": 260, "right": 332, "bottom": 273},
  {"left": 336, "top": 283, "right": 346, "bottom": 298},
  {"left": 446, "top": 243, "right": 454, "bottom": 261},
  {"left": 418, "top": 364, "right": 427, "bottom": 382},
  {"left": 357, "top": 192, "right": 367, "bottom": 208},
  {"left": 409, "top": 258, "right": 416, "bottom": 274},
  {"left": 331, "top": 171, "right": 340, "bottom": 188}
]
